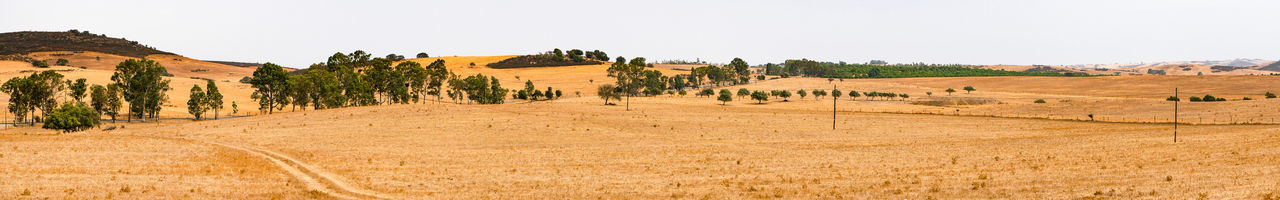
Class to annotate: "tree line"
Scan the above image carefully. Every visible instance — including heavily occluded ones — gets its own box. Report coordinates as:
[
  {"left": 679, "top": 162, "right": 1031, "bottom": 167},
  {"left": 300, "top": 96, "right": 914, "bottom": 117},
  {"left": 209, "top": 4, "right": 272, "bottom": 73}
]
[
  {"left": 764, "top": 59, "right": 1088, "bottom": 78},
  {"left": 3, "top": 59, "right": 188, "bottom": 132},
  {"left": 249, "top": 50, "right": 510, "bottom": 115}
]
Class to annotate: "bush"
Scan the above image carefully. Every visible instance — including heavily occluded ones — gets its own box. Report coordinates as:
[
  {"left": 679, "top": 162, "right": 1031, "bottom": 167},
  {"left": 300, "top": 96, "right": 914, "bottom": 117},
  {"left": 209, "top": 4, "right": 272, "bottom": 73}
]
[
  {"left": 1266, "top": 92, "right": 1276, "bottom": 99},
  {"left": 1202, "top": 95, "right": 1217, "bottom": 102},
  {"left": 1189, "top": 96, "right": 1202, "bottom": 102},
  {"left": 1166, "top": 96, "right": 1180, "bottom": 101},
  {"left": 1034, "top": 99, "right": 1046, "bottom": 103},
  {"left": 1243, "top": 97, "right": 1253, "bottom": 100},
  {"left": 42, "top": 103, "right": 100, "bottom": 132},
  {"left": 31, "top": 60, "right": 49, "bottom": 68},
  {"left": 55, "top": 58, "right": 69, "bottom": 66}
]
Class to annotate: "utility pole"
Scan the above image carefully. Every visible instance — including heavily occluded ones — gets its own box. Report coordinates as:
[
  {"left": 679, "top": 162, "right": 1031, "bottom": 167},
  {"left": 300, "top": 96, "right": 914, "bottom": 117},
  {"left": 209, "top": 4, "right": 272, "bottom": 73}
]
[
  {"left": 1174, "top": 88, "right": 1178, "bottom": 143},
  {"left": 832, "top": 84, "right": 837, "bottom": 130}
]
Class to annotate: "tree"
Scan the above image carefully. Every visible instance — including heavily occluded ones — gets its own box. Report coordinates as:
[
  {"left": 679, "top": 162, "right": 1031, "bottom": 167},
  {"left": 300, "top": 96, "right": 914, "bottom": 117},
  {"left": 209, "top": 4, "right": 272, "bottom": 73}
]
[
  {"left": 104, "top": 84, "right": 122, "bottom": 121},
  {"left": 607, "top": 57, "right": 645, "bottom": 110},
  {"left": 813, "top": 89, "right": 827, "bottom": 99},
  {"left": 55, "top": 59, "right": 69, "bottom": 66},
  {"left": 963, "top": 86, "right": 975, "bottom": 94},
  {"left": 750, "top": 91, "right": 769, "bottom": 103},
  {"left": 188, "top": 84, "right": 207, "bottom": 119},
  {"left": 1166, "top": 96, "right": 1180, "bottom": 101},
  {"left": 231, "top": 101, "right": 238, "bottom": 115},
  {"left": 1265, "top": 92, "right": 1276, "bottom": 99},
  {"left": 205, "top": 80, "right": 223, "bottom": 119},
  {"left": 717, "top": 89, "right": 733, "bottom": 105},
  {"left": 737, "top": 88, "right": 750, "bottom": 99},
  {"left": 111, "top": 59, "right": 170, "bottom": 121},
  {"left": 69, "top": 78, "right": 87, "bottom": 102},
  {"left": 898, "top": 93, "right": 909, "bottom": 100},
  {"left": 832, "top": 89, "right": 842, "bottom": 100},
  {"left": 779, "top": 90, "right": 792, "bottom": 101},
  {"left": 729, "top": 58, "right": 750, "bottom": 80},
  {"left": 797, "top": 89, "right": 808, "bottom": 99},
  {"left": 1034, "top": 99, "right": 1046, "bottom": 103},
  {"left": 89, "top": 85, "right": 107, "bottom": 122},
  {"left": 423, "top": 59, "right": 449, "bottom": 103},
  {"left": 250, "top": 63, "right": 289, "bottom": 114},
  {"left": 555, "top": 90, "right": 563, "bottom": 99},
  {"left": 848, "top": 90, "right": 860, "bottom": 100},
  {"left": 416, "top": 52, "right": 429, "bottom": 58},
  {"left": 926, "top": 91, "right": 933, "bottom": 96},
  {"left": 597, "top": 84, "right": 621, "bottom": 105},
  {"left": 2, "top": 75, "right": 37, "bottom": 124},
  {"left": 698, "top": 88, "right": 715, "bottom": 97},
  {"left": 42, "top": 102, "right": 98, "bottom": 132},
  {"left": 945, "top": 88, "right": 956, "bottom": 95},
  {"left": 1189, "top": 96, "right": 1202, "bottom": 102}
]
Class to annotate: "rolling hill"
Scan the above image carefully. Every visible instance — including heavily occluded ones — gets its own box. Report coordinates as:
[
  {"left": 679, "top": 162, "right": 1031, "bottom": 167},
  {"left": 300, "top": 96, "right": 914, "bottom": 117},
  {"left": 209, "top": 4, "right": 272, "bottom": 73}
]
[{"left": 0, "top": 31, "right": 266, "bottom": 81}]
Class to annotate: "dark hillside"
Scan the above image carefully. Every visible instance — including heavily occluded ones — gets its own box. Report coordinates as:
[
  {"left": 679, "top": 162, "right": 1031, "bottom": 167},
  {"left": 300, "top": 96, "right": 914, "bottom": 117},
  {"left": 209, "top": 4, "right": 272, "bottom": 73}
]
[{"left": 0, "top": 30, "right": 173, "bottom": 58}]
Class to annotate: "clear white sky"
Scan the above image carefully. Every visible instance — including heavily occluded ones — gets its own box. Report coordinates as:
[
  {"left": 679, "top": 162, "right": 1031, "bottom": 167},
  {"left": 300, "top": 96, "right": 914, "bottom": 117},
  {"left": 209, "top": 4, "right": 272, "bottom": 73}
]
[{"left": 3, "top": 0, "right": 1278, "bottom": 68}]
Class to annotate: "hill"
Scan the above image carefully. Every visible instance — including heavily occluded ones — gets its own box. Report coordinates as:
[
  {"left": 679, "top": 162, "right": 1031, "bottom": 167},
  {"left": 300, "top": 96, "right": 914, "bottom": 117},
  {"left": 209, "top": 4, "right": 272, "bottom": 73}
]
[
  {"left": 0, "top": 31, "right": 171, "bottom": 58},
  {"left": 486, "top": 54, "right": 603, "bottom": 69}
]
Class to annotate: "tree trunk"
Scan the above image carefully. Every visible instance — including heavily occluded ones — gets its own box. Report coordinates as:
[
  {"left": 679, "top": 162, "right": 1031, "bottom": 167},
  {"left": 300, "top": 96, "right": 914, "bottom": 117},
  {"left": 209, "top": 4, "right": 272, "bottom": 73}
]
[{"left": 625, "top": 94, "right": 631, "bottom": 111}]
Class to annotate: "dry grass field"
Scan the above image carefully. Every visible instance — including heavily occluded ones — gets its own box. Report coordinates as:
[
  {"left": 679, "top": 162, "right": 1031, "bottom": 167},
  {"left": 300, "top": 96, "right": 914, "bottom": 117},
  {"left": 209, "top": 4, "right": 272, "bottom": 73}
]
[{"left": 3, "top": 56, "right": 1280, "bottom": 199}]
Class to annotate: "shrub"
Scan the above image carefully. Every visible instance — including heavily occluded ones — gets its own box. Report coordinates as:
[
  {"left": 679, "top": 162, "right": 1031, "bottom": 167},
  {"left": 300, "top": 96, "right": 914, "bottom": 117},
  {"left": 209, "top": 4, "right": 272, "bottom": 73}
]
[
  {"left": 750, "top": 90, "right": 769, "bottom": 103},
  {"left": 1266, "top": 92, "right": 1276, "bottom": 99},
  {"left": 42, "top": 103, "right": 99, "bottom": 132},
  {"left": 1034, "top": 99, "right": 1046, "bottom": 103},
  {"left": 1243, "top": 97, "right": 1253, "bottom": 100},
  {"left": 1189, "top": 96, "right": 1202, "bottom": 102},
  {"left": 55, "top": 58, "right": 69, "bottom": 66},
  {"left": 717, "top": 89, "right": 733, "bottom": 105},
  {"left": 31, "top": 60, "right": 49, "bottom": 68},
  {"left": 1166, "top": 96, "right": 1179, "bottom": 101},
  {"left": 1202, "top": 95, "right": 1217, "bottom": 102},
  {"left": 698, "top": 88, "right": 715, "bottom": 97}
]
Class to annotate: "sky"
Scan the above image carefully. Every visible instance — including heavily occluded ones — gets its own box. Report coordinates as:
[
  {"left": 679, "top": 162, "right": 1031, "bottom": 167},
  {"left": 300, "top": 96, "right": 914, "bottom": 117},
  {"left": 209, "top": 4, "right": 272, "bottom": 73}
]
[{"left": 2, "top": 0, "right": 1278, "bottom": 68}]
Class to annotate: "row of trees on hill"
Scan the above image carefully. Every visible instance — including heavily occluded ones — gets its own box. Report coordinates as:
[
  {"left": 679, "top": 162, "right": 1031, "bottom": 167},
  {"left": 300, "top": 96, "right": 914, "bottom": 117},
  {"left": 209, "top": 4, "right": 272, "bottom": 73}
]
[
  {"left": 763, "top": 59, "right": 1086, "bottom": 78},
  {"left": 597, "top": 57, "right": 756, "bottom": 110},
  {"left": 688, "top": 58, "right": 754, "bottom": 87},
  {"left": 249, "top": 50, "right": 510, "bottom": 115},
  {"left": 3, "top": 59, "right": 184, "bottom": 132},
  {"left": 514, "top": 80, "right": 562, "bottom": 101}
]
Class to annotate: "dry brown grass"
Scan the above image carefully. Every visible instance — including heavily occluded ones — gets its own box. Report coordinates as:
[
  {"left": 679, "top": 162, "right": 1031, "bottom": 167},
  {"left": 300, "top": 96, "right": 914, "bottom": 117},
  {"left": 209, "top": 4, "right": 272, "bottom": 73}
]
[{"left": 2, "top": 61, "right": 1280, "bottom": 198}]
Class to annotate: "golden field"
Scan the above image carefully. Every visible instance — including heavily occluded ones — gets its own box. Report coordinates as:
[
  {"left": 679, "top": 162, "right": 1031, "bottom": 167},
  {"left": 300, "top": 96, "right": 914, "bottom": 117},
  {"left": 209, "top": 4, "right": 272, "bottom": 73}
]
[{"left": 3, "top": 53, "right": 1280, "bottom": 199}]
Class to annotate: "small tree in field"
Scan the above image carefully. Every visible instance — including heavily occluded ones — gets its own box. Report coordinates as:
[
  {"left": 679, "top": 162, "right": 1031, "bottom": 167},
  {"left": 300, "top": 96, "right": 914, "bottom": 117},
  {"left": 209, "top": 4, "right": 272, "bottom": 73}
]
[
  {"left": 698, "top": 88, "right": 715, "bottom": 97},
  {"left": 717, "top": 89, "right": 733, "bottom": 105},
  {"left": 187, "top": 84, "right": 207, "bottom": 120},
  {"left": 926, "top": 91, "right": 933, "bottom": 96},
  {"left": 797, "top": 89, "right": 807, "bottom": 99},
  {"left": 231, "top": 101, "right": 238, "bottom": 115},
  {"left": 832, "top": 89, "right": 842, "bottom": 100},
  {"left": 597, "top": 84, "right": 621, "bottom": 105},
  {"left": 42, "top": 103, "right": 98, "bottom": 132},
  {"left": 1266, "top": 92, "right": 1276, "bottom": 99},
  {"left": 963, "top": 86, "right": 975, "bottom": 94},
  {"left": 779, "top": 90, "right": 792, "bottom": 101},
  {"left": 1166, "top": 96, "right": 1180, "bottom": 101},
  {"left": 945, "top": 88, "right": 956, "bottom": 95},
  {"left": 813, "top": 89, "right": 826, "bottom": 99},
  {"left": 750, "top": 91, "right": 769, "bottom": 103},
  {"left": 898, "top": 93, "right": 909, "bottom": 100},
  {"left": 737, "top": 88, "right": 750, "bottom": 99},
  {"left": 849, "top": 90, "right": 860, "bottom": 100},
  {"left": 1034, "top": 99, "right": 1046, "bottom": 103},
  {"left": 69, "top": 78, "right": 88, "bottom": 102}
]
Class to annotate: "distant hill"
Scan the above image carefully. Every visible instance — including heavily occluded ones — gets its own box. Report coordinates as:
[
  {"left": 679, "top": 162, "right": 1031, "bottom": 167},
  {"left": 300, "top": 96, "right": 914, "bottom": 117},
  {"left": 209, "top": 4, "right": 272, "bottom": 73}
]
[
  {"left": 487, "top": 54, "right": 603, "bottom": 69},
  {"left": 0, "top": 31, "right": 173, "bottom": 58},
  {"left": 207, "top": 60, "right": 262, "bottom": 68},
  {"left": 1257, "top": 60, "right": 1280, "bottom": 72},
  {"left": 1060, "top": 58, "right": 1274, "bottom": 70}
]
